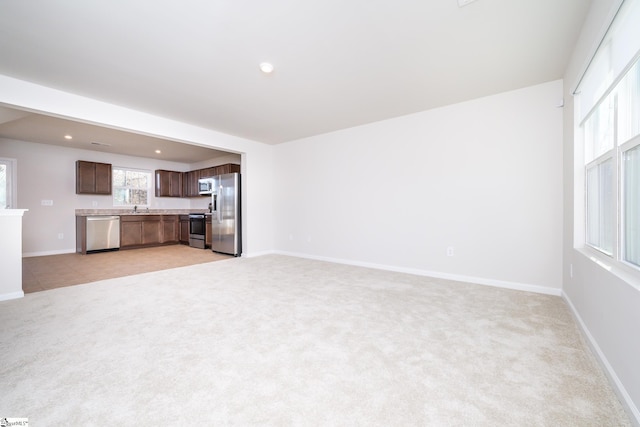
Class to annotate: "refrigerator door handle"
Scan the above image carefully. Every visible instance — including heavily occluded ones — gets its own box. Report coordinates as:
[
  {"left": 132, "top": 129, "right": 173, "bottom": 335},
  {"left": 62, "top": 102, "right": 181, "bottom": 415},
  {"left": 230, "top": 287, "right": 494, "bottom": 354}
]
[{"left": 218, "top": 184, "right": 223, "bottom": 223}]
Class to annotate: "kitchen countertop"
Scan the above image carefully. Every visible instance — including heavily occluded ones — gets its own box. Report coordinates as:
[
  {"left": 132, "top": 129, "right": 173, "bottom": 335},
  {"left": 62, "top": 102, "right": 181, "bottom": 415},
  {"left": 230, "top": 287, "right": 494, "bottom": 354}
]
[{"left": 75, "top": 209, "right": 208, "bottom": 216}]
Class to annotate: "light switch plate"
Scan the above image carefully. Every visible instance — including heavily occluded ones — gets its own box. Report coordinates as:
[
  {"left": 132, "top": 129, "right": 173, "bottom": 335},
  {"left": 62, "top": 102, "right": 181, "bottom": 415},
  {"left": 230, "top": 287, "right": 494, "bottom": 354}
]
[{"left": 41, "top": 200, "right": 54, "bottom": 206}]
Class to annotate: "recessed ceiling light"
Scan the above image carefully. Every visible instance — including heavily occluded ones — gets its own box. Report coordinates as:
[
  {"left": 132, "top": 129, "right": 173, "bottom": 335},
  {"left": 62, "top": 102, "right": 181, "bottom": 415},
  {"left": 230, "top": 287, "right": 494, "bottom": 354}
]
[
  {"left": 155, "top": 150, "right": 162, "bottom": 154},
  {"left": 259, "top": 62, "right": 274, "bottom": 74},
  {"left": 64, "top": 135, "right": 72, "bottom": 140},
  {"left": 457, "top": 0, "right": 478, "bottom": 6}
]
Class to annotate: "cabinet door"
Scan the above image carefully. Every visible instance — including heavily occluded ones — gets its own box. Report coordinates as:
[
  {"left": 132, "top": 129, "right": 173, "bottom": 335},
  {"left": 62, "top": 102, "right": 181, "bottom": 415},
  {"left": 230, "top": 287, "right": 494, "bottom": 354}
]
[
  {"left": 76, "top": 216, "right": 87, "bottom": 254},
  {"left": 214, "top": 163, "right": 240, "bottom": 176},
  {"left": 162, "top": 216, "right": 179, "bottom": 243},
  {"left": 179, "top": 218, "right": 190, "bottom": 244},
  {"left": 199, "top": 167, "right": 216, "bottom": 179},
  {"left": 76, "top": 161, "right": 112, "bottom": 194},
  {"left": 94, "top": 162, "right": 112, "bottom": 194},
  {"left": 142, "top": 217, "right": 162, "bottom": 245},
  {"left": 76, "top": 161, "right": 95, "bottom": 194},
  {"left": 155, "top": 170, "right": 171, "bottom": 197},
  {"left": 169, "top": 171, "right": 182, "bottom": 197},
  {"left": 205, "top": 217, "right": 212, "bottom": 247},
  {"left": 155, "top": 170, "right": 183, "bottom": 197},
  {"left": 120, "top": 220, "right": 142, "bottom": 247},
  {"left": 188, "top": 170, "right": 202, "bottom": 197},
  {"left": 183, "top": 171, "right": 193, "bottom": 197}
]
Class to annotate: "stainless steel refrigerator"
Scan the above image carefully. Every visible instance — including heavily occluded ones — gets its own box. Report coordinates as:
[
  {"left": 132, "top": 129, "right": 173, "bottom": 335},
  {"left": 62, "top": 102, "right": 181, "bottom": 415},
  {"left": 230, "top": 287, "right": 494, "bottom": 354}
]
[{"left": 211, "top": 172, "right": 241, "bottom": 256}]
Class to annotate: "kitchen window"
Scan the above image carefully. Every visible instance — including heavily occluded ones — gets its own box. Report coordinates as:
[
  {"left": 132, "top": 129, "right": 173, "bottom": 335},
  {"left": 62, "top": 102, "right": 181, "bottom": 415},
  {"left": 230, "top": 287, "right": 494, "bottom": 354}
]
[{"left": 112, "top": 167, "right": 151, "bottom": 207}]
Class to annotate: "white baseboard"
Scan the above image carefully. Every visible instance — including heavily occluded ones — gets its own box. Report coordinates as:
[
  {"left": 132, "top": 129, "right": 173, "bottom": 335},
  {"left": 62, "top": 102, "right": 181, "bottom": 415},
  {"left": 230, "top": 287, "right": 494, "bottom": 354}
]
[
  {"left": 242, "top": 249, "right": 276, "bottom": 258},
  {"left": 0, "top": 291, "right": 24, "bottom": 302},
  {"left": 563, "top": 292, "right": 640, "bottom": 426},
  {"left": 272, "top": 250, "right": 561, "bottom": 296},
  {"left": 23, "top": 248, "right": 76, "bottom": 258}
]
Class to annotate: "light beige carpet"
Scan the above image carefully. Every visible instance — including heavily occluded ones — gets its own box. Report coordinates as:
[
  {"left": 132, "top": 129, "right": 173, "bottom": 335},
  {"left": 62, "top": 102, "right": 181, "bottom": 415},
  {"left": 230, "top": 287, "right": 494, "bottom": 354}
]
[{"left": 0, "top": 255, "right": 630, "bottom": 425}]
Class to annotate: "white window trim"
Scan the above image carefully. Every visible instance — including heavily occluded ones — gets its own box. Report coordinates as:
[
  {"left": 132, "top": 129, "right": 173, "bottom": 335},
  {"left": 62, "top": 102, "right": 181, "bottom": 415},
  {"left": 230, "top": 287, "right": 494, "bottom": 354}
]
[
  {"left": 577, "top": 246, "right": 640, "bottom": 291},
  {"left": 619, "top": 135, "right": 640, "bottom": 269},
  {"left": 0, "top": 157, "right": 18, "bottom": 209},
  {"left": 585, "top": 152, "right": 616, "bottom": 257}
]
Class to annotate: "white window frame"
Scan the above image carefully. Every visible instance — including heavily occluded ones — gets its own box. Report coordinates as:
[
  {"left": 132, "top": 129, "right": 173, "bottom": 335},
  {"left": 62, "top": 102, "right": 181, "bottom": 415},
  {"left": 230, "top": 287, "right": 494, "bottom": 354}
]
[
  {"left": 112, "top": 167, "right": 152, "bottom": 207},
  {"left": 580, "top": 58, "right": 640, "bottom": 279},
  {"left": 620, "top": 135, "right": 640, "bottom": 268},
  {"left": 585, "top": 153, "right": 616, "bottom": 256},
  {"left": 0, "top": 157, "right": 18, "bottom": 209}
]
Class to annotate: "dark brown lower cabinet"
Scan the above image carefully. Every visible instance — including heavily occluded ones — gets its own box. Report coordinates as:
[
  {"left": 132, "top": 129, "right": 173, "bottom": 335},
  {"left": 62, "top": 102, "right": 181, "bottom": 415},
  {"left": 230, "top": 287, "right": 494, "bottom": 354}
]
[
  {"left": 120, "top": 215, "right": 179, "bottom": 249},
  {"left": 162, "top": 215, "right": 179, "bottom": 243},
  {"left": 179, "top": 215, "right": 190, "bottom": 245},
  {"left": 120, "top": 218, "right": 143, "bottom": 248},
  {"left": 205, "top": 215, "right": 212, "bottom": 248},
  {"left": 76, "top": 216, "right": 88, "bottom": 254},
  {"left": 142, "top": 216, "right": 162, "bottom": 245}
]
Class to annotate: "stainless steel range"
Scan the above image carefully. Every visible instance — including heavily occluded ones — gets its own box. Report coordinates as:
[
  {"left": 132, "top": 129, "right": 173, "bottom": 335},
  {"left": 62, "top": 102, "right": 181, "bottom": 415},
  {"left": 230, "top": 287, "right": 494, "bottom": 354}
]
[{"left": 188, "top": 213, "right": 206, "bottom": 249}]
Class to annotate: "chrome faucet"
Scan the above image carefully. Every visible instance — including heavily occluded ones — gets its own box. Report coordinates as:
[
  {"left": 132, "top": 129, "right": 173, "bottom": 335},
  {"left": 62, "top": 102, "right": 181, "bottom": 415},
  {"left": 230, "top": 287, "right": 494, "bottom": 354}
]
[{"left": 133, "top": 205, "right": 137, "bottom": 213}]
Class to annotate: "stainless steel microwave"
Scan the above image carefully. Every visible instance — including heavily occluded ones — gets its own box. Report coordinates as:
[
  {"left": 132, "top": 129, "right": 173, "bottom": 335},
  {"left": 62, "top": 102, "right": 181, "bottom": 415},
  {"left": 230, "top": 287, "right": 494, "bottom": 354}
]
[{"left": 198, "top": 177, "right": 215, "bottom": 195}]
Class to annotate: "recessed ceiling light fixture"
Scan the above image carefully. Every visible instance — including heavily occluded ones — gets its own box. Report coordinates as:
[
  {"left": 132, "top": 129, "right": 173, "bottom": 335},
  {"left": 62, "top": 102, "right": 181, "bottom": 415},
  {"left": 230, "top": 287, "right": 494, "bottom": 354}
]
[
  {"left": 259, "top": 62, "right": 274, "bottom": 74},
  {"left": 155, "top": 150, "right": 162, "bottom": 154},
  {"left": 457, "top": 0, "right": 478, "bottom": 6},
  {"left": 64, "top": 135, "right": 73, "bottom": 140}
]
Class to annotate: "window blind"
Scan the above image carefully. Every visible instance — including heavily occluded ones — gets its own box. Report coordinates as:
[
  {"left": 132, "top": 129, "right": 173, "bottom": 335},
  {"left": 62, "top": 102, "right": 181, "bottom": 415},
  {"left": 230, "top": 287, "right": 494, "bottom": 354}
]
[{"left": 576, "top": 0, "right": 640, "bottom": 123}]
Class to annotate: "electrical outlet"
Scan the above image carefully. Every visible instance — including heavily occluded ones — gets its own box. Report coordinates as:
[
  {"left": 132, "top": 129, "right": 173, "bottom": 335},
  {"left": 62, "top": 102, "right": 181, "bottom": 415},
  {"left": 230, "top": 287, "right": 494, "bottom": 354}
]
[
  {"left": 447, "top": 247, "right": 455, "bottom": 256},
  {"left": 58, "top": 233, "right": 64, "bottom": 240},
  {"left": 92, "top": 201, "right": 98, "bottom": 207}
]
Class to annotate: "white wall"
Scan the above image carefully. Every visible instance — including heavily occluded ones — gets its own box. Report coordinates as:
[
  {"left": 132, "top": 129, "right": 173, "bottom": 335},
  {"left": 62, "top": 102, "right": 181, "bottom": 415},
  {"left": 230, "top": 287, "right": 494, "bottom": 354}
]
[
  {"left": 273, "top": 80, "right": 563, "bottom": 294},
  {"left": 0, "top": 75, "right": 275, "bottom": 257},
  {"left": 562, "top": 0, "right": 640, "bottom": 423}
]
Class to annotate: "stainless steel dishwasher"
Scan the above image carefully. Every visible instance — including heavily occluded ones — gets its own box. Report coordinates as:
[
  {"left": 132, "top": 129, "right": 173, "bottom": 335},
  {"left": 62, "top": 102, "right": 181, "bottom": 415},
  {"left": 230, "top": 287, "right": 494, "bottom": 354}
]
[{"left": 86, "top": 216, "right": 120, "bottom": 252}]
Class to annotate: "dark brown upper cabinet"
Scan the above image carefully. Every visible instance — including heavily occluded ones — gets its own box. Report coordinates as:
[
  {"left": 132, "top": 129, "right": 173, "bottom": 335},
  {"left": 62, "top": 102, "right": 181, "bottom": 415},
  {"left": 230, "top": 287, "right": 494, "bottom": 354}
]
[
  {"left": 76, "top": 160, "right": 112, "bottom": 195},
  {"left": 155, "top": 169, "right": 183, "bottom": 197}
]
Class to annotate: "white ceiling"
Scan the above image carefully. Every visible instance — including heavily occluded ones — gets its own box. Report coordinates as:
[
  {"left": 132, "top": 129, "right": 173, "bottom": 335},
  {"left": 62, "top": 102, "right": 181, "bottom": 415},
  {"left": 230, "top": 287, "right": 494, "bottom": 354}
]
[{"left": 0, "top": 0, "right": 591, "bottom": 153}]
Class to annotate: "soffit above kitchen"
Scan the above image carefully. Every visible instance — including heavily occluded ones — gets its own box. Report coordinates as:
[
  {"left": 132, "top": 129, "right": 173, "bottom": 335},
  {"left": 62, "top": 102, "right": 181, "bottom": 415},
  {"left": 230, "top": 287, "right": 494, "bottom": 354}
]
[
  {"left": 0, "top": 106, "right": 233, "bottom": 164},
  {"left": 0, "top": 0, "right": 591, "bottom": 145}
]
